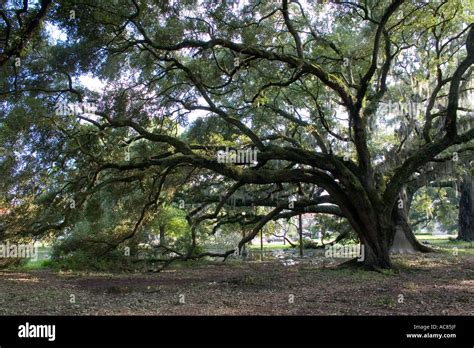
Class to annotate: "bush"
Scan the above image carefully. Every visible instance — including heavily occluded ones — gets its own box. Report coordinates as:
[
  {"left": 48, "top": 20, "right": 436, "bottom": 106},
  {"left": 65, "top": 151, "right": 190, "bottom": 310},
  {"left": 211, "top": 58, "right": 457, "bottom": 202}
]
[
  {"left": 49, "top": 249, "right": 130, "bottom": 271},
  {"left": 302, "top": 239, "right": 320, "bottom": 249}
]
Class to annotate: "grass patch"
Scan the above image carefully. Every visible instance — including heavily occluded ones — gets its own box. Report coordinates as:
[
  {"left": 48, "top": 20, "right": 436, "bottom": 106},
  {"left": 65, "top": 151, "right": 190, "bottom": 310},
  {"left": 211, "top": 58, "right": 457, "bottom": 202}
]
[
  {"left": 248, "top": 244, "right": 293, "bottom": 251},
  {"left": 414, "top": 234, "right": 456, "bottom": 239},
  {"left": 18, "top": 259, "right": 52, "bottom": 271},
  {"left": 415, "top": 236, "right": 474, "bottom": 256},
  {"left": 325, "top": 266, "right": 389, "bottom": 280},
  {"left": 374, "top": 295, "right": 397, "bottom": 309}
]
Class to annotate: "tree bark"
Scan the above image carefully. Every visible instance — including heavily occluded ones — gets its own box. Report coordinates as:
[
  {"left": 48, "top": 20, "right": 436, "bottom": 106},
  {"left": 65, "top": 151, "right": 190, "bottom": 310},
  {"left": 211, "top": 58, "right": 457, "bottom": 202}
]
[
  {"left": 298, "top": 214, "right": 303, "bottom": 257},
  {"left": 340, "top": 204, "right": 393, "bottom": 270},
  {"left": 358, "top": 226, "right": 393, "bottom": 270},
  {"left": 391, "top": 209, "right": 433, "bottom": 253},
  {"left": 331, "top": 186, "right": 393, "bottom": 270},
  {"left": 339, "top": 185, "right": 433, "bottom": 269},
  {"left": 159, "top": 224, "right": 166, "bottom": 245},
  {"left": 390, "top": 186, "right": 432, "bottom": 253},
  {"left": 458, "top": 175, "right": 473, "bottom": 241}
]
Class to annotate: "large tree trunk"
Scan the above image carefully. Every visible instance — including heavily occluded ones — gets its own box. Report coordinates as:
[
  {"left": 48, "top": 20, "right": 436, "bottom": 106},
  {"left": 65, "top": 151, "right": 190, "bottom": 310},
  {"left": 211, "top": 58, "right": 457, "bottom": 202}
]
[
  {"left": 340, "top": 184, "right": 436, "bottom": 270},
  {"left": 360, "top": 238, "right": 392, "bottom": 269},
  {"left": 340, "top": 203, "right": 394, "bottom": 270},
  {"left": 458, "top": 174, "right": 474, "bottom": 241},
  {"left": 391, "top": 209, "right": 433, "bottom": 253},
  {"left": 390, "top": 186, "right": 432, "bottom": 254}
]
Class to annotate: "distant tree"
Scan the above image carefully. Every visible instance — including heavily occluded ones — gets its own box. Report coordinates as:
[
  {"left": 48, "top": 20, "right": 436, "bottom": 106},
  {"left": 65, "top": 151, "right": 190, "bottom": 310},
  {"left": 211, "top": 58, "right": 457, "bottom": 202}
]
[{"left": 458, "top": 174, "right": 473, "bottom": 241}]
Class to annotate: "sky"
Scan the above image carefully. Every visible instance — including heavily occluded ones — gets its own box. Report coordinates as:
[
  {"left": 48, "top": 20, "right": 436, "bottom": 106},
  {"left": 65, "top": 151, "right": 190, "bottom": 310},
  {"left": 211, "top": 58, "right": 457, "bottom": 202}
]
[{"left": 44, "top": 21, "right": 208, "bottom": 124}]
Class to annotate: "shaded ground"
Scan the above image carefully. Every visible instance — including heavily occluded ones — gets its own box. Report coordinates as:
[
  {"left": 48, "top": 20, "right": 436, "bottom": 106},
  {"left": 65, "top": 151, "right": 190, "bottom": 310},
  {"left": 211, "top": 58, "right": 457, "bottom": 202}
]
[{"left": 0, "top": 252, "right": 472, "bottom": 315}]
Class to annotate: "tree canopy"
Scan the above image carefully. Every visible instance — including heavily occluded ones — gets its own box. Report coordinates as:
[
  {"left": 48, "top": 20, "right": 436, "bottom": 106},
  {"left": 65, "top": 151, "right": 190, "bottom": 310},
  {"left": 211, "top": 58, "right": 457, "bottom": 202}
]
[{"left": 1, "top": 0, "right": 473, "bottom": 270}]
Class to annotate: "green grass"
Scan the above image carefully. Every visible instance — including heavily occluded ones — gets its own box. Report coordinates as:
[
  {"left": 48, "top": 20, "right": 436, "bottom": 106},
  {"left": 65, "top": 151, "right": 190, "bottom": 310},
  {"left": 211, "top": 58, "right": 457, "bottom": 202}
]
[
  {"left": 13, "top": 246, "right": 52, "bottom": 271},
  {"left": 248, "top": 243, "right": 294, "bottom": 250},
  {"left": 374, "top": 295, "right": 397, "bottom": 308},
  {"left": 415, "top": 234, "right": 456, "bottom": 240},
  {"left": 415, "top": 234, "right": 474, "bottom": 256},
  {"left": 18, "top": 259, "right": 52, "bottom": 271}
]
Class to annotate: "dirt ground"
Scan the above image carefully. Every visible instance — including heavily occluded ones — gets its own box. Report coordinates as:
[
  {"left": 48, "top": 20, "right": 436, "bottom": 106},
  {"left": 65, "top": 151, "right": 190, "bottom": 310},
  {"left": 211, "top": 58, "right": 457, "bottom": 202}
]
[{"left": 0, "top": 253, "right": 472, "bottom": 315}]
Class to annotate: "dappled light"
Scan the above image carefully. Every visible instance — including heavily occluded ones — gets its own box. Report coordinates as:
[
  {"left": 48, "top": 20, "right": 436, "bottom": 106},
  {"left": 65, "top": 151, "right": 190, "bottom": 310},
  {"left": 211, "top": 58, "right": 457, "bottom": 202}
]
[{"left": 0, "top": 0, "right": 473, "bottom": 345}]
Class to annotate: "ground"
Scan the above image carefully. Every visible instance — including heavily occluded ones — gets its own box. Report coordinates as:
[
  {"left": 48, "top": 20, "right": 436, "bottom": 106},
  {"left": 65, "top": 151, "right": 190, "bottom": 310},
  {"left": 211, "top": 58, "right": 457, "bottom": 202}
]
[{"left": 0, "top": 249, "right": 472, "bottom": 315}]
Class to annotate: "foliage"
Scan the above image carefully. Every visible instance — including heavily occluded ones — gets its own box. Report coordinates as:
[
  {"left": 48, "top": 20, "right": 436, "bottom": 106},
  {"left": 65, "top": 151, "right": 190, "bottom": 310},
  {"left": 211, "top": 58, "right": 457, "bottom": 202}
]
[{"left": 1, "top": 0, "right": 473, "bottom": 270}]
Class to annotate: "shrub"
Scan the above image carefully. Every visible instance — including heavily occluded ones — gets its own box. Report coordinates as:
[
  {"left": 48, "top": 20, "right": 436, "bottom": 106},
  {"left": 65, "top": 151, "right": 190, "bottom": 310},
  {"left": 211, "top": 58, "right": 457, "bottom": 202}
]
[{"left": 302, "top": 239, "right": 320, "bottom": 249}]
